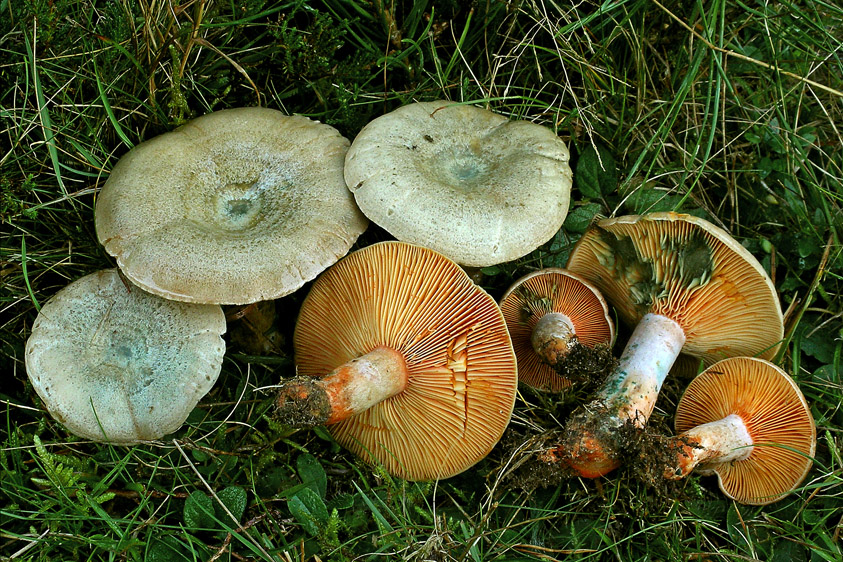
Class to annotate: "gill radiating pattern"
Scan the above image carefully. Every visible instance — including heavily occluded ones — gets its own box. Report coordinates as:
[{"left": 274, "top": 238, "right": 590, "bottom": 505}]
[
  {"left": 676, "top": 357, "right": 815, "bottom": 505},
  {"left": 293, "top": 242, "right": 516, "bottom": 481},
  {"left": 567, "top": 214, "right": 782, "bottom": 364},
  {"left": 500, "top": 269, "right": 613, "bottom": 391}
]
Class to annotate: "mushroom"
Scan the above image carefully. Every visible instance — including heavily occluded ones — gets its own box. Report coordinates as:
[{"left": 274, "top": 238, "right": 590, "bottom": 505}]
[
  {"left": 665, "top": 357, "right": 815, "bottom": 505},
  {"left": 543, "top": 212, "right": 783, "bottom": 477},
  {"left": 276, "top": 241, "right": 517, "bottom": 481},
  {"left": 25, "top": 269, "right": 226, "bottom": 444},
  {"left": 499, "top": 268, "right": 615, "bottom": 392},
  {"left": 343, "top": 101, "right": 573, "bottom": 267},
  {"left": 95, "top": 107, "right": 368, "bottom": 305}
]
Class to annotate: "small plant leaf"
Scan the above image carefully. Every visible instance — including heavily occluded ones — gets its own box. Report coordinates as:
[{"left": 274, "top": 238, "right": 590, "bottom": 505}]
[
  {"left": 147, "top": 536, "right": 192, "bottom": 562},
  {"left": 183, "top": 490, "right": 215, "bottom": 530},
  {"left": 575, "top": 144, "right": 617, "bottom": 199},
  {"left": 726, "top": 504, "right": 754, "bottom": 554},
  {"left": 771, "top": 538, "right": 808, "bottom": 562},
  {"left": 288, "top": 487, "right": 329, "bottom": 536},
  {"left": 326, "top": 492, "right": 354, "bottom": 511},
  {"left": 296, "top": 453, "right": 327, "bottom": 498},
  {"left": 215, "top": 486, "right": 247, "bottom": 525},
  {"left": 564, "top": 202, "right": 603, "bottom": 234}
]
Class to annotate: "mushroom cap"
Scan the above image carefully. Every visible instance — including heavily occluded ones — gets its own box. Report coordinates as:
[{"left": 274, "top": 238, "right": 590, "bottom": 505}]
[
  {"left": 499, "top": 268, "right": 614, "bottom": 392},
  {"left": 344, "top": 101, "right": 572, "bottom": 267},
  {"left": 566, "top": 212, "right": 783, "bottom": 363},
  {"left": 293, "top": 241, "right": 517, "bottom": 481},
  {"left": 95, "top": 107, "right": 368, "bottom": 305},
  {"left": 675, "top": 357, "right": 816, "bottom": 505},
  {"left": 25, "top": 269, "right": 226, "bottom": 444}
]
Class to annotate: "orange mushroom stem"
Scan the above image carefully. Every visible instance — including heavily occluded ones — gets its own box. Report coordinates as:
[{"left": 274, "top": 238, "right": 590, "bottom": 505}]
[{"left": 276, "top": 346, "right": 408, "bottom": 426}]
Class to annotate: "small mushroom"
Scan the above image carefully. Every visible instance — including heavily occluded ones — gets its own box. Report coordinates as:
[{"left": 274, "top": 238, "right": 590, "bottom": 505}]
[
  {"left": 544, "top": 212, "right": 783, "bottom": 477},
  {"left": 276, "top": 241, "right": 518, "bottom": 481},
  {"left": 95, "top": 107, "right": 368, "bottom": 305},
  {"left": 25, "top": 269, "right": 226, "bottom": 443},
  {"left": 344, "top": 101, "right": 573, "bottom": 267},
  {"left": 499, "top": 268, "right": 615, "bottom": 392},
  {"left": 665, "top": 357, "right": 816, "bottom": 505}
]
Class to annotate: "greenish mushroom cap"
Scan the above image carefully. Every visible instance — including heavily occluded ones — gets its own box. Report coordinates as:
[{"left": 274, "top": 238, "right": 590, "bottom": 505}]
[
  {"left": 25, "top": 269, "right": 226, "bottom": 443},
  {"left": 344, "top": 101, "right": 572, "bottom": 267},
  {"left": 96, "top": 107, "right": 368, "bottom": 305}
]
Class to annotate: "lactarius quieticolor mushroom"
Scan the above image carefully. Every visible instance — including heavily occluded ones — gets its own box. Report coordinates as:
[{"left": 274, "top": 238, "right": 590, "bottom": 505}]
[
  {"left": 343, "top": 101, "right": 572, "bottom": 267},
  {"left": 25, "top": 269, "right": 226, "bottom": 443},
  {"left": 545, "top": 212, "right": 783, "bottom": 478},
  {"left": 499, "top": 268, "right": 615, "bottom": 392},
  {"left": 95, "top": 107, "right": 368, "bottom": 305},
  {"left": 276, "top": 241, "right": 517, "bottom": 481},
  {"left": 665, "top": 357, "right": 815, "bottom": 505}
]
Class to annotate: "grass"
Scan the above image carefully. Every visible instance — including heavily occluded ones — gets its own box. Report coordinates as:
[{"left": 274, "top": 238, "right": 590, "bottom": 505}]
[{"left": 1, "top": 0, "right": 841, "bottom": 560}]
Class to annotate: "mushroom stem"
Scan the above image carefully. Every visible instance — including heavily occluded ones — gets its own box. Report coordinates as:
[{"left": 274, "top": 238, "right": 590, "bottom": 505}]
[
  {"left": 531, "top": 312, "right": 576, "bottom": 365},
  {"left": 277, "top": 346, "right": 408, "bottom": 426},
  {"left": 600, "top": 313, "right": 686, "bottom": 424},
  {"left": 551, "top": 312, "right": 686, "bottom": 477},
  {"left": 665, "top": 414, "right": 754, "bottom": 480}
]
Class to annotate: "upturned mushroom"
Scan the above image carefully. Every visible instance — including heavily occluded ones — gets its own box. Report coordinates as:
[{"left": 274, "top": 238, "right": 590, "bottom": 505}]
[
  {"left": 95, "top": 107, "right": 368, "bottom": 305},
  {"left": 664, "top": 357, "right": 815, "bottom": 505},
  {"left": 344, "top": 101, "right": 573, "bottom": 267},
  {"left": 499, "top": 268, "right": 615, "bottom": 392},
  {"left": 25, "top": 269, "right": 226, "bottom": 443},
  {"left": 275, "top": 241, "right": 517, "bottom": 481},
  {"left": 543, "top": 212, "right": 784, "bottom": 477}
]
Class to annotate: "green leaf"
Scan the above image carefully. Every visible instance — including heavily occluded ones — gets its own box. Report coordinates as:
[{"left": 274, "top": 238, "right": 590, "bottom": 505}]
[
  {"left": 215, "top": 486, "right": 247, "bottom": 525},
  {"left": 183, "top": 491, "right": 215, "bottom": 530},
  {"left": 147, "top": 536, "right": 192, "bottom": 562},
  {"left": 685, "top": 498, "right": 727, "bottom": 522},
  {"left": 564, "top": 202, "right": 602, "bottom": 234},
  {"left": 326, "top": 492, "right": 354, "bottom": 511},
  {"left": 288, "top": 487, "right": 329, "bottom": 536},
  {"left": 772, "top": 539, "right": 808, "bottom": 562},
  {"left": 575, "top": 144, "right": 617, "bottom": 198},
  {"left": 726, "top": 504, "right": 753, "bottom": 554},
  {"left": 297, "top": 453, "right": 327, "bottom": 498}
]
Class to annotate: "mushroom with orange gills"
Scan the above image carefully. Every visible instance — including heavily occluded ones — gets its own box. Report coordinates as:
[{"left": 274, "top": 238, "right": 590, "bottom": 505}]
[
  {"left": 499, "top": 268, "right": 615, "bottom": 392},
  {"left": 275, "top": 241, "right": 518, "bottom": 481},
  {"left": 542, "top": 212, "right": 784, "bottom": 478},
  {"left": 664, "top": 356, "right": 815, "bottom": 505}
]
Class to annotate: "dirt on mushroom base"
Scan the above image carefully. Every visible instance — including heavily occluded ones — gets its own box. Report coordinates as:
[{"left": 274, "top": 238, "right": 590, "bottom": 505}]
[
  {"left": 275, "top": 377, "right": 333, "bottom": 427},
  {"left": 551, "top": 341, "right": 616, "bottom": 394},
  {"left": 501, "top": 405, "right": 693, "bottom": 499}
]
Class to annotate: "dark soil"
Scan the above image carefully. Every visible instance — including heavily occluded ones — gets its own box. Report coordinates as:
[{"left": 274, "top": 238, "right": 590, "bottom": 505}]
[
  {"left": 226, "top": 300, "right": 286, "bottom": 356},
  {"left": 274, "top": 377, "right": 332, "bottom": 427},
  {"left": 552, "top": 340, "right": 617, "bottom": 396}
]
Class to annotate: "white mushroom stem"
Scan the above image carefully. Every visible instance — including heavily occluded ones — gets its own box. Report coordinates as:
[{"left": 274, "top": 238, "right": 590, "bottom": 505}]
[
  {"left": 552, "top": 313, "right": 687, "bottom": 478},
  {"left": 531, "top": 312, "right": 576, "bottom": 365},
  {"left": 665, "top": 414, "right": 754, "bottom": 479},
  {"left": 598, "top": 312, "right": 686, "bottom": 425},
  {"left": 320, "top": 346, "right": 408, "bottom": 423},
  {"left": 277, "top": 346, "right": 408, "bottom": 426}
]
